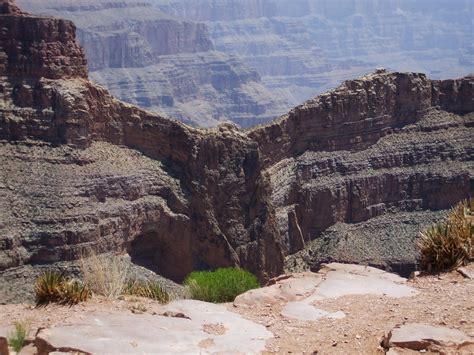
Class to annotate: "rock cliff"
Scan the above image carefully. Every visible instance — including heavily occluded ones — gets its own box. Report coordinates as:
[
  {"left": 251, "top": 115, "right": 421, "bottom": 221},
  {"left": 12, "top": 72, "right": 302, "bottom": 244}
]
[
  {"left": 0, "top": 1, "right": 472, "bottom": 296},
  {"left": 18, "top": 0, "right": 289, "bottom": 127},
  {"left": 250, "top": 70, "right": 473, "bottom": 273},
  {"left": 0, "top": 0, "right": 283, "bottom": 283}
]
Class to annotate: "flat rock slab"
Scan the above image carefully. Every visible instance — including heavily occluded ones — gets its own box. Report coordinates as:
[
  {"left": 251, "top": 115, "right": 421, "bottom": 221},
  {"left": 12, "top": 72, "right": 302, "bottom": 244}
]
[
  {"left": 36, "top": 300, "right": 272, "bottom": 354},
  {"left": 313, "top": 263, "right": 417, "bottom": 300},
  {"left": 384, "top": 323, "right": 474, "bottom": 352},
  {"left": 234, "top": 273, "right": 322, "bottom": 307},
  {"left": 236, "top": 263, "right": 417, "bottom": 322}
]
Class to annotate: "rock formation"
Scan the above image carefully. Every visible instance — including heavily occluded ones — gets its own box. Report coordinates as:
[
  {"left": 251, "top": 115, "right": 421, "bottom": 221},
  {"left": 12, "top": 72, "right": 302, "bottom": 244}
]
[
  {"left": 0, "top": 1, "right": 472, "bottom": 296},
  {"left": 0, "top": 0, "right": 283, "bottom": 283},
  {"left": 252, "top": 70, "right": 473, "bottom": 273},
  {"left": 18, "top": 0, "right": 289, "bottom": 127}
]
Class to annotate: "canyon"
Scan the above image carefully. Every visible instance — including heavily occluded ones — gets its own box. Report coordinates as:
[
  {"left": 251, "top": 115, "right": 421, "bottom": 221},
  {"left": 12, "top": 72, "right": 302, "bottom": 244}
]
[
  {"left": 0, "top": 0, "right": 473, "bottom": 305},
  {"left": 18, "top": 0, "right": 473, "bottom": 128},
  {"left": 17, "top": 0, "right": 290, "bottom": 127},
  {"left": 154, "top": 0, "right": 473, "bottom": 107}
]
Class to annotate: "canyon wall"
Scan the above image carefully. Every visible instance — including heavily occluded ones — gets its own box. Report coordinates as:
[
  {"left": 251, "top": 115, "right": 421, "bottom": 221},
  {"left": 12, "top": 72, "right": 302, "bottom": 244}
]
[
  {"left": 0, "top": 0, "right": 283, "bottom": 282},
  {"left": 155, "top": 0, "right": 473, "bottom": 108},
  {"left": 0, "top": 1, "right": 472, "bottom": 286},
  {"left": 249, "top": 70, "right": 473, "bottom": 272},
  {"left": 18, "top": 0, "right": 289, "bottom": 127}
]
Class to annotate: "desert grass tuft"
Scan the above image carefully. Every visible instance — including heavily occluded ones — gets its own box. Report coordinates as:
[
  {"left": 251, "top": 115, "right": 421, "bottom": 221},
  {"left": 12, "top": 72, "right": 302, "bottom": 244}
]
[
  {"left": 8, "top": 322, "right": 27, "bottom": 352},
  {"left": 417, "top": 199, "right": 473, "bottom": 272},
  {"left": 124, "top": 280, "right": 170, "bottom": 303},
  {"left": 80, "top": 254, "right": 130, "bottom": 299}
]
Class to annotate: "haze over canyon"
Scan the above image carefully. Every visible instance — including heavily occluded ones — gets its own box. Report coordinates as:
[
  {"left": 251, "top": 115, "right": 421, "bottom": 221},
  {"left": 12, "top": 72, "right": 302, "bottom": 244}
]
[{"left": 17, "top": 0, "right": 473, "bottom": 127}]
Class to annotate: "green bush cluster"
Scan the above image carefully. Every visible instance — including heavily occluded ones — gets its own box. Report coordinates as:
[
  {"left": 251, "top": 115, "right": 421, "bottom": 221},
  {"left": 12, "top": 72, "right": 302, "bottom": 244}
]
[
  {"left": 184, "top": 267, "right": 259, "bottom": 303},
  {"left": 35, "top": 271, "right": 90, "bottom": 305},
  {"left": 418, "top": 199, "right": 473, "bottom": 272}
]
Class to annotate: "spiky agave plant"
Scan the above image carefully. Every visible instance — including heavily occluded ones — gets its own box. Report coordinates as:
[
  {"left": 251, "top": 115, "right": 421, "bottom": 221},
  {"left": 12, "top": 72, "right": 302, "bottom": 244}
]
[
  {"left": 35, "top": 271, "right": 66, "bottom": 305},
  {"left": 418, "top": 199, "right": 473, "bottom": 272},
  {"left": 35, "top": 271, "right": 90, "bottom": 305}
]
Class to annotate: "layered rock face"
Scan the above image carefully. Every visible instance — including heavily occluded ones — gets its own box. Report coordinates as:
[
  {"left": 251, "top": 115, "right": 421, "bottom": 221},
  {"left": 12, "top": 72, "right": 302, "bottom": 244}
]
[
  {"left": 0, "top": 0, "right": 283, "bottom": 282},
  {"left": 18, "top": 0, "right": 289, "bottom": 127},
  {"left": 155, "top": 0, "right": 473, "bottom": 107},
  {"left": 0, "top": 1, "right": 472, "bottom": 290},
  {"left": 250, "top": 70, "right": 473, "bottom": 272}
]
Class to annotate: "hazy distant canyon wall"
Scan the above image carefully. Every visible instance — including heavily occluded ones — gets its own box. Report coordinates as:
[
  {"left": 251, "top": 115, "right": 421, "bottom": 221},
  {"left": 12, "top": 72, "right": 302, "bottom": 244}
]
[
  {"left": 156, "top": 0, "right": 473, "bottom": 107},
  {"left": 18, "top": 0, "right": 290, "bottom": 127}
]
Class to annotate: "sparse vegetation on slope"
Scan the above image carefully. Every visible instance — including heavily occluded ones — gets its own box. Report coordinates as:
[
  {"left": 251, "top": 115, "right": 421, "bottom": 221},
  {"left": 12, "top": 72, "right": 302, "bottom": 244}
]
[
  {"left": 124, "top": 280, "right": 170, "bottom": 303},
  {"left": 35, "top": 271, "right": 90, "bottom": 305},
  {"left": 184, "top": 267, "right": 259, "bottom": 303},
  {"left": 418, "top": 199, "right": 473, "bottom": 272}
]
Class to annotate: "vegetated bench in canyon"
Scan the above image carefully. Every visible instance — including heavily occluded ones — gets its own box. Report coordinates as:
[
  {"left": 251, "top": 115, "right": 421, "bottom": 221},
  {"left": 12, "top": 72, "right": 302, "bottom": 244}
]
[{"left": 0, "top": 0, "right": 472, "bottom": 301}]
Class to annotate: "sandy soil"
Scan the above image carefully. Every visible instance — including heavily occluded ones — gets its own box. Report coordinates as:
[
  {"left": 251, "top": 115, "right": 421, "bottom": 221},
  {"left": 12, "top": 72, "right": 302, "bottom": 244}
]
[{"left": 231, "top": 264, "right": 474, "bottom": 354}]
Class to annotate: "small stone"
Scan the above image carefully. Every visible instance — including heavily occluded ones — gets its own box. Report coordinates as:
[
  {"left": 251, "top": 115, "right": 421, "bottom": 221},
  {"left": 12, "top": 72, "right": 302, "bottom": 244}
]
[
  {"left": 355, "top": 334, "right": 361, "bottom": 339},
  {"left": 457, "top": 267, "right": 473, "bottom": 279}
]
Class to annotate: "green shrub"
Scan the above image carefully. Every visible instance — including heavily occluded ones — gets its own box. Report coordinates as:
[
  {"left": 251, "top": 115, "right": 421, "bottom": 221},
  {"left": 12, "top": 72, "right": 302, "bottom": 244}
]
[
  {"left": 184, "top": 267, "right": 259, "bottom": 303},
  {"left": 8, "top": 322, "right": 27, "bottom": 352},
  {"left": 124, "top": 280, "right": 170, "bottom": 303},
  {"left": 35, "top": 271, "right": 90, "bottom": 305},
  {"left": 417, "top": 199, "right": 473, "bottom": 272}
]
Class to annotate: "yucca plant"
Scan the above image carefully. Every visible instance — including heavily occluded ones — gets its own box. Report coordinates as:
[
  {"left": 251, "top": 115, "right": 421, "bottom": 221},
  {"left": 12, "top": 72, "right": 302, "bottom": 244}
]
[
  {"left": 35, "top": 271, "right": 66, "bottom": 304},
  {"left": 124, "top": 280, "right": 170, "bottom": 303},
  {"left": 417, "top": 199, "right": 473, "bottom": 272},
  {"left": 35, "top": 271, "right": 90, "bottom": 305}
]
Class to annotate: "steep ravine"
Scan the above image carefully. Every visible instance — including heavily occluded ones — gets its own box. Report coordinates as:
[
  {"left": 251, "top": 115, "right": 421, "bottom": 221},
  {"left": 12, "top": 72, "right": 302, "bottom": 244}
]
[{"left": 0, "top": 0, "right": 473, "bottom": 302}]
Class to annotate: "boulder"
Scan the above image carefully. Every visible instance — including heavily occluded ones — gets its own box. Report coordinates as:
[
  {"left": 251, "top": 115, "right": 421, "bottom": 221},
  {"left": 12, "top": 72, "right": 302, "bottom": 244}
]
[{"left": 383, "top": 323, "right": 474, "bottom": 352}]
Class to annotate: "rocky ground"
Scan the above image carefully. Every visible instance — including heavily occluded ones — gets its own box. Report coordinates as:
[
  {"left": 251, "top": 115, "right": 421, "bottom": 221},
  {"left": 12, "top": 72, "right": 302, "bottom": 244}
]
[{"left": 0, "top": 263, "right": 472, "bottom": 354}]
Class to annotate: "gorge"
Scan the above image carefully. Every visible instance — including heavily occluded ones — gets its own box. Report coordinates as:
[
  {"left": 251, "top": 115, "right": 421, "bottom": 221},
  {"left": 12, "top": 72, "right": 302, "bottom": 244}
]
[
  {"left": 17, "top": 0, "right": 473, "bottom": 127},
  {"left": 0, "top": 0, "right": 473, "bottom": 304}
]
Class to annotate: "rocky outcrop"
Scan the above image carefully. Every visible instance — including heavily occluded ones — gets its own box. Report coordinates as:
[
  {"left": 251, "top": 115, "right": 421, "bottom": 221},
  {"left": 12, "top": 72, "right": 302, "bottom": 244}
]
[
  {"left": 383, "top": 323, "right": 474, "bottom": 353},
  {"left": 18, "top": 0, "right": 289, "bottom": 127},
  {"left": 34, "top": 301, "right": 273, "bottom": 354},
  {"left": 0, "top": 1, "right": 472, "bottom": 292},
  {"left": 0, "top": 0, "right": 87, "bottom": 80},
  {"left": 250, "top": 70, "right": 473, "bottom": 271}
]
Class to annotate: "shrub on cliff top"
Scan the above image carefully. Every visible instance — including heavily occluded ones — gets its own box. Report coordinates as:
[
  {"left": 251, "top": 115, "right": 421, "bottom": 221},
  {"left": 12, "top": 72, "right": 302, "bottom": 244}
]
[
  {"left": 417, "top": 199, "right": 473, "bottom": 272},
  {"left": 184, "top": 267, "right": 259, "bottom": 303},
  {"left": 80, "top": 253, "right": 130, "bottom": 299}
]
